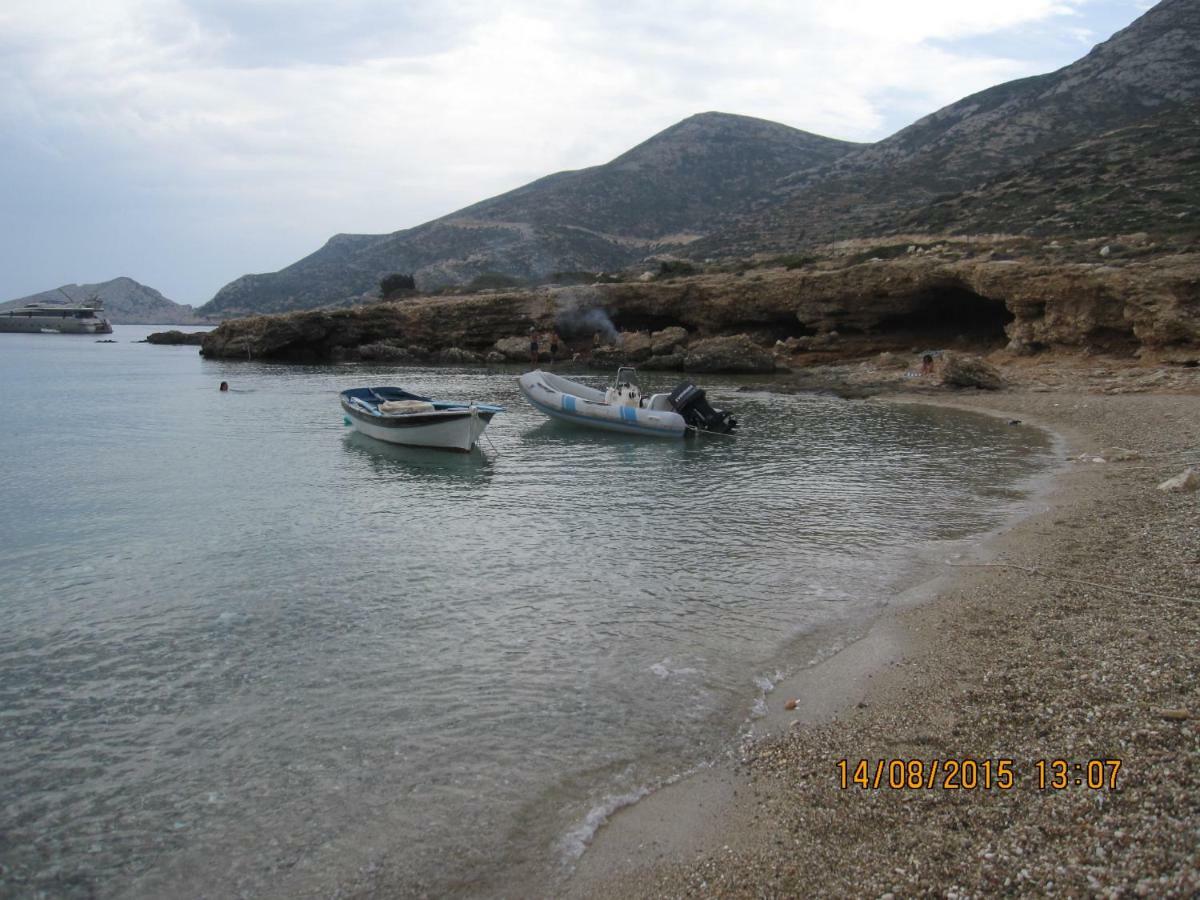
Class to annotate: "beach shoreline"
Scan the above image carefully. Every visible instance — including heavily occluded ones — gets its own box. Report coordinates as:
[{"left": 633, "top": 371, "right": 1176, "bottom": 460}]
[{"left": 559, "top": 385, "right": 1200, "bottom": 898}]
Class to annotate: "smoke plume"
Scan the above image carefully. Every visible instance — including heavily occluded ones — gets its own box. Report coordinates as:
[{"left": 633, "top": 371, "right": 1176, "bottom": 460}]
[{"left": 554, "top": 287, "right": 620, "bottom": 344}]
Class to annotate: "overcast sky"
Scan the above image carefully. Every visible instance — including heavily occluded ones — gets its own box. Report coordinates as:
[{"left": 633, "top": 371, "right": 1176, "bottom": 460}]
[{"left": 0, "top": 0, "right": 1155, "bottom": 305}]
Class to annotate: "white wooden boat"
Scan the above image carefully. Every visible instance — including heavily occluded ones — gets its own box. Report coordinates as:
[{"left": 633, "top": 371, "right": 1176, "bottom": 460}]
[
  {"left": 340, "top": 386, "right": 503, "bottom": 452},
  {"left": 518, "top": 368, "right": 736, "bottom": 438}
]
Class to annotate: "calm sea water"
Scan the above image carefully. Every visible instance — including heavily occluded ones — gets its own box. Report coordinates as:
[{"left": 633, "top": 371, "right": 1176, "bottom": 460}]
[{"left": 0, "top": 326, "right": 1054, "bottom": 897}]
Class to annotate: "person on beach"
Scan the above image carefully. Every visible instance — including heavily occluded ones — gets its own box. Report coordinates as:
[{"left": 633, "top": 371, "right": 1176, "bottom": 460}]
[
  {"left": 549, "top": 331, "right": 560, "bottom": 361},
  {"left": 920, "top": 354, "right": 935, "bottom": 376},
  {"left": 529, "top": 327, "right": 539, "bottom": 367}
]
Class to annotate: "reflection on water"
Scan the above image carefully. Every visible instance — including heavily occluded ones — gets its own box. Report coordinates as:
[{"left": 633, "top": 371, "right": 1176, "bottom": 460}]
[
  {"left": 342, "top": 431, "right": 496, "bottom": 485},
  {"left": 0, "top": 332, "right": 1056, "bottom": 898}
]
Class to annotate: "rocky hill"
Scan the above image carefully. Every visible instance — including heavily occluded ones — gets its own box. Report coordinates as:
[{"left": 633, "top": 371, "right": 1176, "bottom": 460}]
[
  {"left": 201, "top": 0, "right": 1198, "bottom": 318},
  {"left": 899, "top": 104, "right": 1200, "bottom": 240},
  {"left": 1, "top": 277, "right": 209, "bottom": 325},
  {"left": 201, "top": 114, "right": 858, "bottom": 316},
  {"left": 702, "top": 0, "right": 1200, "bottom": 254}
]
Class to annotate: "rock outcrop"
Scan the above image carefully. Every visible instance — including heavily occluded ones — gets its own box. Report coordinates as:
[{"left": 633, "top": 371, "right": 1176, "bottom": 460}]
[
  {"left": 494, "top": 336, "right": 535, "bottom": 361},
  {"left": 200, "top": 253, "right": 1200, "bottom": 367},
  {"left": 145, "top": 330, "right": 207, "bottom": 345},
  {"left": 357, "top": 342, "right": 425, "bottom": 363},
  {"left": 650, "top": 326, "right": 689, "bottom": 354},
  {"left": 437, "top": 347, "right": 482, "bottom": 365},
  {"left": 940, "top": 353, "right": 1005, "bottom": 390},
  {"left": 1157, "top": 468, "right": 1199, "bottom": 493},
  {"left": 683, "top": 335, "right": 777, "bottom": 374},
  {"left": 202, "top": 291, "right": 545, "bottom": 362}
]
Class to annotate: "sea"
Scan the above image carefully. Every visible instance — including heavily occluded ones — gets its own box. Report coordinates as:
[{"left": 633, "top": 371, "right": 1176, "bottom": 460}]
[{"left": 0, "top": 325, "right": 1056, "bottom": 897}]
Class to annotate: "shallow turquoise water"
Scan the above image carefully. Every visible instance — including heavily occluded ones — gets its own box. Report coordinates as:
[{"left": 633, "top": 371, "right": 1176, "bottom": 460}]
[{"left": 0, "top": 327, "right": 1054, "bottom": 896}]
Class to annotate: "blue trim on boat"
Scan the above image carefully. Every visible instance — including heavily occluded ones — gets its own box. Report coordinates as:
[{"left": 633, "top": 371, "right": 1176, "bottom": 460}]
[
  {"left": 563, "top": 395, "right": 576, "bottom": 413},
  {"left": 620, "top": 405, "right": 637, "bottom": 423},
  {"left": 340, "top": 386, "right": 504, "bottom": 416},
  {"left": 524, "top": 391, "right": 683, "bottom": 437}
]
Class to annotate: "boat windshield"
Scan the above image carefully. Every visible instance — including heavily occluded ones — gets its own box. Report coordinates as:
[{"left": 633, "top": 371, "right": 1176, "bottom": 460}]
[{"left": 614, "top": 367, "right": 640, "bottom": 389}]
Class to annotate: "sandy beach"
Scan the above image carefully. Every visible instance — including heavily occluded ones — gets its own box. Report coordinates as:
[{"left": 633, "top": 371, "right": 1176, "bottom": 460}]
[{"left": 562, "top": 362, "right": 1200, "bottom": 897}]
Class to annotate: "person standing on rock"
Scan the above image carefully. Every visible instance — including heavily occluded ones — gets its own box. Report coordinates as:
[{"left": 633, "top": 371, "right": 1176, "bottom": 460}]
[
  {"left": 549, "top": 331, "right": 560, "bottom": 361},
  {"left": 529, "top": 327, "right": 539, "bottom": 367}
]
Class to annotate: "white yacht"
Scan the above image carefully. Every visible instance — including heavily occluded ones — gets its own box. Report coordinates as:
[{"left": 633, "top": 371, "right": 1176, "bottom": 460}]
[{"left": 0, "top": 300, "right": 113, "bottom": 335}]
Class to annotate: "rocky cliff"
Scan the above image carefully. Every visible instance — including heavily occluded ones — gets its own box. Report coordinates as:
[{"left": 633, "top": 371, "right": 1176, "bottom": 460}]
[
  {"left": 200, "top": 248, "right": 1199, "bottom": 367},
  {"left": 1, "top": 277, "right": 209, "bottom": 325}
]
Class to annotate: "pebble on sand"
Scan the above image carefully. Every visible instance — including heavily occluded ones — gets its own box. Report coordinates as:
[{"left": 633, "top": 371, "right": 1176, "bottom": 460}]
[
  {"left": 1156, "top": 468, "right": 1198, "bottom": 493},
  {"left": 1157, "top": 708, "right": 1192, "bottom": 721}
]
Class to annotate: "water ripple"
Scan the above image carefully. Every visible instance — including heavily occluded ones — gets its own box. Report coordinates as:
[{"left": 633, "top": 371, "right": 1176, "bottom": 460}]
[{"left": 0, "top": 338, "right": 1054, "bottom": 897}]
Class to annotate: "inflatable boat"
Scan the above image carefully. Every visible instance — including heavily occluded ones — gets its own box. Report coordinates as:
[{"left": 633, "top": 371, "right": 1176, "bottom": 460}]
[{"left": 518, "top": 368, "right": 736, "bottom": 438}]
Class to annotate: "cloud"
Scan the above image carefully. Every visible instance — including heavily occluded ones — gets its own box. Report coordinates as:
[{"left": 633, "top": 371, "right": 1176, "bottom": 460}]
[{"left": 0, "top": 0, "right": 1135, "bottom": 301}]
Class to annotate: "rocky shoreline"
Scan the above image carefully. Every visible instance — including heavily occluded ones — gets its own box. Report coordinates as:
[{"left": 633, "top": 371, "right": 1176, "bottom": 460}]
[
  {"left": 561, "top": 374, "right": 1199, "bottom": 898},
  {"left": 197, "top": 247, "right": 1200, "bottom": 371},
  {"left": 143, "top": 330, "right": 207, "bottom": 345}
]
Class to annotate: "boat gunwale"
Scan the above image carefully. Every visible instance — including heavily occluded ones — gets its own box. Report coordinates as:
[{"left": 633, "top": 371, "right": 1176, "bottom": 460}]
[
  {"left": 340, "top": 398, "right": 498, "bottom": 429},
  {"left": 520, "top": 379, "right": 687, "bottom": 439}
]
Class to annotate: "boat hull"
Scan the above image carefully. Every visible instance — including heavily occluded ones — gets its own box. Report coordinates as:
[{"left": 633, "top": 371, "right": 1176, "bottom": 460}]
[
  {"left": 0, "top": 316, "right": 112, "bottom": 334},
  {"left": 341, "top": 399, "right": 495, "bottom": 451},
  {"left": 519, "top": 371, "right": 687, "bottom": 438}
]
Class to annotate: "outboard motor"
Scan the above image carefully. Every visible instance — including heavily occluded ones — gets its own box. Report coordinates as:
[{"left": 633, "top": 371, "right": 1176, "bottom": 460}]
[{"left": 668, "top": 382, "right": 738, "bottom": 434}]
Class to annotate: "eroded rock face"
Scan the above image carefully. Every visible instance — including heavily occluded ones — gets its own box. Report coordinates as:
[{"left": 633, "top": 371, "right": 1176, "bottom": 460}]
[
  {"left": 876, "top": 351, "right": 909, "bottom": 369},
  {"left": 199, "top": 255, "right": 1199, "bottom": 366},
  {"left": 650, "top": 326, "right": 689, "bottom": 354},
  {"left": 940, "top": 352, "right": 1006, "bottom": 390},
  {"left": 356, "top": 341, "right": 421, "bottom": 363},
  {"left": 145, "top": 330, "right": 205, "bottom": 345},
  {"left": 684, "top": 335, "right": 777, "bottom": 373},
  {"left": 438, "top": 347, "right": 482, "bottom": 364},
  {"left": 619, "top": 331, "right": 653, "bottom": 362},
  {"left": 565, "top": 331, "right": 660, "bottom": 368},
  {"left": 589, "top": 345, "right": 628, "bottom": 368},
  {"left": 494, "top": 336, "right": 532, "bottom": 361},
  {"left": 642, "top": 352, "right": 686, "bottom": 371}
]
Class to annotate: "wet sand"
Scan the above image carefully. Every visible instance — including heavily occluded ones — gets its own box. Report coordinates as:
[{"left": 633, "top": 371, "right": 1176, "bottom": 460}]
[{"left": 562, "top": 384, "right": 1200, "bottom": 897}]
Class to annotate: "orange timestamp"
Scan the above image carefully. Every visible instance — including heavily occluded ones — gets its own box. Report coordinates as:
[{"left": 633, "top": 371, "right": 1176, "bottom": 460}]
[{"left": 836, "top": 758, "right": 1122, "bottom": 791}]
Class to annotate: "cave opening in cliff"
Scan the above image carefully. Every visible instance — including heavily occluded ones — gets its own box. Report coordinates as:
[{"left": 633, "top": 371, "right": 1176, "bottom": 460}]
[
  {"left": 608, "top": 312, "right": 687, "bottom": 335},
  {"left": 602, "top": 311, "right": 814, "bottom": 347},
  {"left": 877, "top": 286, "right": 1013, "bottom": 347},
  {"left": 734, "top": 315, "right": 817, "bottom": 343}
]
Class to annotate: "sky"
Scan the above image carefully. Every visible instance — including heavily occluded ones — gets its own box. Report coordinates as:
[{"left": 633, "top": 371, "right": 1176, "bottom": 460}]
[{"left": 0, "top": 0, "right": 1157, "bottom": 305}]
